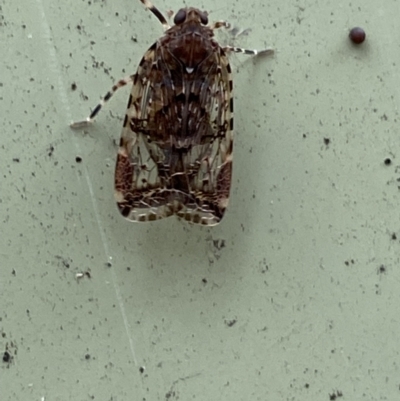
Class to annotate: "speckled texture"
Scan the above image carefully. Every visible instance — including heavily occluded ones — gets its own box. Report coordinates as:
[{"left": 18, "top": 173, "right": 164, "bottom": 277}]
[{"left": 1, "top": 1, "right": 400, "bottom": 400}]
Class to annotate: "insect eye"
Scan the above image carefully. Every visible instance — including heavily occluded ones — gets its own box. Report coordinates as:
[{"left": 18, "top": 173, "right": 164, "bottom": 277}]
[
  {"left": 174, "top": 9, "right": 187, "bottom": 25},
  {"left": 200, "top": 12, "right": 208, "bottom": 25}
]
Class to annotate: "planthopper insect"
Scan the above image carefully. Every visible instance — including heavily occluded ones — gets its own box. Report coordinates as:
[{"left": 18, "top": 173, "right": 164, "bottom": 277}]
[{"left": 71, "top": 0, "right": 273, "bottom": 226}]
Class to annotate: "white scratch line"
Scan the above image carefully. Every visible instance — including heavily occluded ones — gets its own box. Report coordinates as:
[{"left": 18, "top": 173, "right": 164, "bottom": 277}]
[{"left": 34, "top": 0, "right": 138, "bottom": 366}]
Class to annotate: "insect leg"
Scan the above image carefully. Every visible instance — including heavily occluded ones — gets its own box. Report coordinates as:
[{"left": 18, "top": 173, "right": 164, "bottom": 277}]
[
  {"left": 140, "top": 0, "right": 170, "bottom": 30},
  {"left": 70, "top": 75, "right": 134, "bottom": 129},
  {"left": 222, "top": 45, "right": 274, "bottom": 56},
  {"left": 209, "top": 20, "right": 231, "bottom": 30}
]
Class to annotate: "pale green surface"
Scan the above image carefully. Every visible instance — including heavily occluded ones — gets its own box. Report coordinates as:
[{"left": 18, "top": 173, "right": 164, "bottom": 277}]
[{"left": 1, "top": 0, "right": 400, "bottom": 400}]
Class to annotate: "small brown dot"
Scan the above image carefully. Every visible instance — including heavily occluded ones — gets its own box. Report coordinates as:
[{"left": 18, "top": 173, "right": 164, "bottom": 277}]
[{"left": 349, "top": 27, "right": 366, "bottom": 44}]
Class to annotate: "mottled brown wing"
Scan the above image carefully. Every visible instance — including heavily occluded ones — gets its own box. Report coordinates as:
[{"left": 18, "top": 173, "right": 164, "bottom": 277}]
[
  {"left": 176, "top": 50, "right": 233, "bottom": 225},
  {"left": 114, "top": 42, "right": 233, "bottom": 225}
]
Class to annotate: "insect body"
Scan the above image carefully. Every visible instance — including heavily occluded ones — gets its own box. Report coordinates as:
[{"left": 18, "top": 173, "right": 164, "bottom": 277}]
[{"left": 71, "top": 0, "right": 273, "bottom": 225}]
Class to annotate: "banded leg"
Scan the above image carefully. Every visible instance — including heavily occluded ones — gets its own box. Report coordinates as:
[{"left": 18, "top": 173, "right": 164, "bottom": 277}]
[
  {"left": 70, "top": 75, "right": 134, "bottom": 129},
  {"left": 209, "top": 20, "right": 231, "bottom": 30},
  {"left": 223, "top": 45, "right": 274, "bottom": 56},
  {"left": 140, "top": 0, "right": 170, "bottom": 30}
]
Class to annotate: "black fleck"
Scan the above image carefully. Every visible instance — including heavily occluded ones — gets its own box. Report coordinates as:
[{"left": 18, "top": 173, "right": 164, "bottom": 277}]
[
  {"left": 225, "top": 319, "right": 237, "bottom": 327},
  {"left": 2, "top": 351, "right": 11, "bottom": 363}
]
